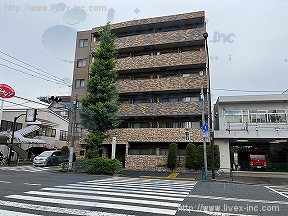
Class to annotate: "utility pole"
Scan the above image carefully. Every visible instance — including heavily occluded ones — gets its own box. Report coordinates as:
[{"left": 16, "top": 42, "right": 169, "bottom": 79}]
[
  {"left": 201, "top": 86, "right": 208, "bottom": 173},
  {"left": 68, "top": 93, "right": 77, "bottom": 171}
]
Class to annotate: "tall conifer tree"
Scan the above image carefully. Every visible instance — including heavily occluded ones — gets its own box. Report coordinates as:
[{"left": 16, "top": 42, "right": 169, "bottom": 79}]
[{"left": 80, "top": 23, "right": 120, "bottom": 158}]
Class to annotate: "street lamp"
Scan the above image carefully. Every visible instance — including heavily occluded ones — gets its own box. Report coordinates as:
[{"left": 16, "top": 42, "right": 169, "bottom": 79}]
[{"left": 203, "top": 32, "right": 215, "bottom": 179}]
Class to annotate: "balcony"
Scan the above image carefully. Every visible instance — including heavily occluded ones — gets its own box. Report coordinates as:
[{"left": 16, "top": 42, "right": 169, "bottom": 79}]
[
  {"left": 116, "top": 75, "right": 207, "bottom": 94},
  {"left": 115, "top": 50, "right": 205, "bottom": 71},
  {"left": 117, "top": 101, "right": 207, "bottom": 117},
  {"left": 91, "top": 28, "right": 206, "bottom": 51},
  {"left": 103, "top": 128, "right": 204, "bottom": 144}
]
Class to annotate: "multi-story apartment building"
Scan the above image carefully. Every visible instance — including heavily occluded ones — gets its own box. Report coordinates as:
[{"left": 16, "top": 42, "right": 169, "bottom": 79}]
[
  {"left": 214, "top": 94, "right": 288, "bottom": 171},
  {"left": 71, "top": 11, "right": 209, "bottom": 170}
]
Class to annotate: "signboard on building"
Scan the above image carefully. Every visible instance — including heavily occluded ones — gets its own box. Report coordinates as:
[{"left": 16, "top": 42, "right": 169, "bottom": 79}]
[
  {"left": 25, "top": 109, "right": 37, "bottom": 122},
  {"left": 0, "top": 84, "right": 15, "bottom": 98}
]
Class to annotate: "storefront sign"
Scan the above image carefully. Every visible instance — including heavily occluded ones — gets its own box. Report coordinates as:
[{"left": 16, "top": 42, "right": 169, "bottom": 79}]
[{"left": 0, "top": 84, "right": 15, "bottom": 98}]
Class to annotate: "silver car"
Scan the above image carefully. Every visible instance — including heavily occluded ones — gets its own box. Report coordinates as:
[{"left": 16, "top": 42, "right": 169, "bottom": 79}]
[{"left": 33, "top": 150, "right": 64, "bottom": 166}]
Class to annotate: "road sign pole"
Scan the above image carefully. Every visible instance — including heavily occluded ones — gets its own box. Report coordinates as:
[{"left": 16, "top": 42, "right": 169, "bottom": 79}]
[{"left": 201, "top": 86, "right": 208, "bottom": 174}]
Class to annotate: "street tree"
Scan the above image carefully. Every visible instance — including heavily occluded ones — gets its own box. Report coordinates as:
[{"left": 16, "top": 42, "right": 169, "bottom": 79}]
[{"left": 80, "top": 22, "right": 120, "bottom": 158}]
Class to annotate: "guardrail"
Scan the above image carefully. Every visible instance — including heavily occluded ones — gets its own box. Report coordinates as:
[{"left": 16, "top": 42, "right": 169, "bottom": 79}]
[{"left": 201, "top": 167, "right": 233, "bottom": 181}]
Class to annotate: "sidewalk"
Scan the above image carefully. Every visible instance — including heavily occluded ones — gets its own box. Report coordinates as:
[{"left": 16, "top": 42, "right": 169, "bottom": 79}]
[{"left": 122, "top": 169, "right": 288, "bottom": 185}]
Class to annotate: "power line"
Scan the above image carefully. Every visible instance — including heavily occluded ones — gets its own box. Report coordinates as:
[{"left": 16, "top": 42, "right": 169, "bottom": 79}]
[
  {"left": 0, "top": 56, "right": 69, "bottom": 86},
  {"left": 0, "top": 63, "right": 68, "bottom": 86},
  {"left": 212, "top": 88, "right": 283, "bottom": 93},
  {"left": 0, "top": 50, "right": 71, "bottom": 86}
]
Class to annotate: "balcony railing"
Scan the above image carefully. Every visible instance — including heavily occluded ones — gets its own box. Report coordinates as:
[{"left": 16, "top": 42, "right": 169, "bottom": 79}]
[
  {"left": 91, "top": 28, "right": 206, "bottom": 51},
  {"left": 116, "top": 75, "right": 207, "bottom": 94},
  {"left": 115, "top": 50, "right": 205, "bottom": 71},
  {"left": 117, "top": 101, "right": 207, "bottom": 117}
]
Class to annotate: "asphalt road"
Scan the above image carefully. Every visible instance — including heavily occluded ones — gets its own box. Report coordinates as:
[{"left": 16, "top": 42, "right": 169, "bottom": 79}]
[{"left": 0, "top": 165, "right": 288, "bottom": 215}]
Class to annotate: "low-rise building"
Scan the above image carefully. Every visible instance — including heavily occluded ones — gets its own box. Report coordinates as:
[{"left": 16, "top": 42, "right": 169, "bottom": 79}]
[
  {"left": 214, "top": 94, "right": 288, "bottom": 170},
  {"left": 0, "top": 107, "right": 69, "bottom": 160}
]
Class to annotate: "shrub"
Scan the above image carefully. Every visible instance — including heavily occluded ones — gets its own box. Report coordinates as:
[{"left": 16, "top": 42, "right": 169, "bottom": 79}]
[
  {"left": 60, "top": 146, "right": 69, "bottom": 161},
  {"left": 76, "top": 157, "right": 123, "bottom": 175},
  {"left": 73, "top": 158, "right": 94, "bottom": 173},
  {"left": 195, "top": 145, "right": 204, "bottom": 169},
  {"left": 167, "top": 143, "right": 178, "bottom": 169},
  {"left": 185, "top": 143, "right": 197, "bottom": 169},
  {"left": 195, "top": 144, "right": 221, "bottom": 169}
]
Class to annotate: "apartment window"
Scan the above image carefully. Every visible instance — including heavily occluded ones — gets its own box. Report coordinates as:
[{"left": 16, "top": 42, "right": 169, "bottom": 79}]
[
  {"left": 40, "top": 126, "right": 56, "bottom": 137},
  {"left": 132, "top": 122, "right": 149, "bottom": 128},
  {"left": 77, "top": 59, "right": 86, "bottom": 67},
  {"left": 268, "top": 110, "right": 286, "bottom": 123},
  {"left": 79, "top": 39, "right": 88, "bottom": 47},
  {"left": 161, "top": 122, "right": 178, "bottom": 128},
  {"left": 0, "top": 120, "right": 22, "bottom": 132},
  {"left": 182, "top": 121, "right": 200, "bottom": 129},
  {"left": 75, "top": 79, "right": 85, "bottom": 88},
  {"left": 59, "top": 130, "right": 68, "bottom": 141},
  {"left": 74, "top": 123, "right": 82, "bottom": 137},
  {"left": 249, "top": 110, "right": 267, "bottom": 123},
  {"left": 225, "top": 110, "right": 243, "bottom": 123},
  {"left": 80, "top": 150, "right": 85, "bottom": 156},
  {"left": 162, "top": 74, "right": 178, "bottom": 78},
  {"left": 161, "top": 97, "right": 178, "bottom": 103},
  {"left": 182, "top": 97, "right": 199, "bottom": 102}
]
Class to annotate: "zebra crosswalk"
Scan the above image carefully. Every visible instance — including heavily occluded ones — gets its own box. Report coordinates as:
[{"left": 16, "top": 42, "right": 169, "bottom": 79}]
[
  {"left": 265, "top": 185, "right": 288, "bottom": 199},
  {"left": 2, "top": 176, "right": 197, "bottom": 215},
  {"left": 0, "top": 165, "right": 51, "bottom": 173}
]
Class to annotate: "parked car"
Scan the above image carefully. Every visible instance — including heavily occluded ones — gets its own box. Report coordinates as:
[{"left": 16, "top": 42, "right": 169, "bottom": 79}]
[{"left": 33, "top": 150, "right": 67, "bottom": 166}]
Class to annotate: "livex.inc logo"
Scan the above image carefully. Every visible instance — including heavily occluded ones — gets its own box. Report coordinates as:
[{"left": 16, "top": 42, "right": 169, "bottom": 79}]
[{"left": 210, "top": 31, "right": 235, "bottom": 43}]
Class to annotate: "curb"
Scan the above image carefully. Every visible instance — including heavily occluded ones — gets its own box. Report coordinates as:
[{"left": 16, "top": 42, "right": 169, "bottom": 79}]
[{"left": 140, "top": 175, "right": 196, "bottom": 181}]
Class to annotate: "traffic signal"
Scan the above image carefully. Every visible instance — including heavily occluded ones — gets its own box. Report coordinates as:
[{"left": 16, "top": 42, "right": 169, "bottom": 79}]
[
  {"left": 185, "top": 131, "right": 190, "bottom": 140},
  {"left": 37, "top": 95, "right": 62, "bottom": 104}
]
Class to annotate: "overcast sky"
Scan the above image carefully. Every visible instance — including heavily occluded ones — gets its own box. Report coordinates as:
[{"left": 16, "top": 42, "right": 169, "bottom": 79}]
[{"left": 1, "top": 0, "right": 288, "bottom": 109}]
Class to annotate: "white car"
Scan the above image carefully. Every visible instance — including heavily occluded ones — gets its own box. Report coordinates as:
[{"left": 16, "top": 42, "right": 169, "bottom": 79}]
[{"left": 33, "top": 150, "right": 64, "bottom": 166}]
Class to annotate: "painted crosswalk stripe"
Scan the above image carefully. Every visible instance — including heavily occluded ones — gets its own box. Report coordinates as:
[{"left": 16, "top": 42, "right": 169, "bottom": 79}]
[
  {"left": 65, "top": 183, "right": 191, "bottom": 194},
  {"left": 0, "top": 200, "right": 133, "bottom": 216},
  {"left": 0, "top": 166, "right": 50, "bottom": 173},
  {"left": 7, "top": 195, "right": 177, "bottom": 215},
  {"left": 0, "top": 209, "right": 42, "bottom": 216},
  {"left": 5, "top": 177, "right": 197, "bottom": 215},
  {"left": 41, "top": 187, "right": 184, "bottom": 201},
  {"left": 265, "top": 186, "right": 288, "bottom": 199},
  {"left": 25, "top": 190, "right": 180, "bottom": 207},
  {"left": 53, "top": 185, "right": 188, "bottom": 197}
]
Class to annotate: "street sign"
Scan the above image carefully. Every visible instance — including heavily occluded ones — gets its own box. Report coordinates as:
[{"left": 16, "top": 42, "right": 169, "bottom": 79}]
[
  {"left": 0, "top": 84, "right": 15, "bottom": 98},
  {"left": 202, "top": 123, "right": 209, "bottom": 132},
  {"left": 203, "top": 131, "right": 210, "bottom": 138},
  {"left": 202, "top": 123, "right": 210, "bottom": 138}
]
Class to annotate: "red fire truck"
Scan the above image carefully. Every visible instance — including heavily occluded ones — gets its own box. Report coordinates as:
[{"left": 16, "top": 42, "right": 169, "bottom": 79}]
[{"left": 238, "top": 147, "right": 267, "bottom": 170}]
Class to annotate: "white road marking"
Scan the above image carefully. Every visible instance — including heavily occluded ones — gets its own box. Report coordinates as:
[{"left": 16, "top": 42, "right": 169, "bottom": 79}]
[
  {"left": 54, "top": 184, "right": 188, "bottom": 197},
  {"left": 187, "top": 194, "right": 288, "bottom": 205},
  {"left": 0, "top": 209, "right": 42, "bottom": 216},
  {"left": 66, "top": 183, "right": 190, "bottom": 194},
  {"left": 0, "top": 200, "right": 133, "bottom": 215},
  {"left": 265, "top": 186, "right": 288, "bottom": 199},
  {"left": 25, "top": 190, "right": 180, "bottom": 207},
  {"left": 0, "top": 180, "right": 11, "bottom": 184},
  {"left": 24, "top": 183, "right": 41, "bottom": 186},
  {"left": 7, "top": 195, "right": 176, "bottom": 215},
  {"left": 41, "top": 187, "right": 184, "bottom": 201}
]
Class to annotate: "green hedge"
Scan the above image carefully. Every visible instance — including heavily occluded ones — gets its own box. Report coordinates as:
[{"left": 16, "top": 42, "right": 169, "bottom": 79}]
[
  {"left": 167, "top": 143, "right": 178, "bottom": 169},
  {"left": 185, "top": 143, "right": 197, "bottom": 169},
  {"left": 73, "top": 157, "right": 123, "bottom": 175},
  {"left": 195, "top": 144, "right": 220, "bottom": 169}
]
